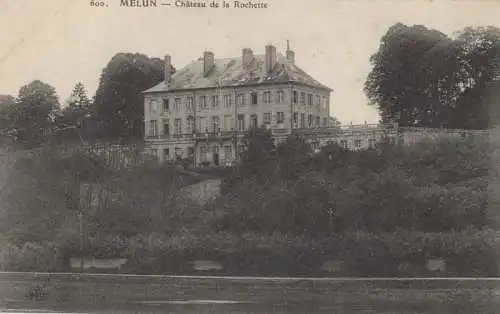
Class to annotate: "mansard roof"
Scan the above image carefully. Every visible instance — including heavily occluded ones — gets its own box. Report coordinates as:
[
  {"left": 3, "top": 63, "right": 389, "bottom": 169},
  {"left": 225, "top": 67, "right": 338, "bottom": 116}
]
[{"left": 142, "top": 53, "right": 332, "bottom": 94}]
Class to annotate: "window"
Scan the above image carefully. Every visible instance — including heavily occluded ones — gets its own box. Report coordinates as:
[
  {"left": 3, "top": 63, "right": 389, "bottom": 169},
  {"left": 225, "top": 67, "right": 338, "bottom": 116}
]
[
  {"left": 300, "top": 92, "right": 305, "bottom": 105},
  {"left": 197, "top": 116, "right": 207, "bottom": 132},
  {"left": 163, "top": 119, "right": 169, "bottom": 136},
  {"left": 212, "top": 145, "right": 219, "bottom": 155},
  {"left": 292, "top": 90, "right": 298, "bottom": 103},
  {"left": 224, "top": 94, "right": 232, "bottom": 108},
  {"left": 149, "top": 119, "right": 157, "bottom": 136},
  {"left": 224, "top": 145, "right": 232, "bottom": 159},
  {"left": 150, "top": 149, "right": 158, "bottom": 160},
  {"left": 308, "top": 94, "right": 313, "bottom": 106},
  {"left": 308, "top": 114, "right": 313, "bottom": 127},
  {"left": 368, "top": 138, "right": 377, "bottom": 148},
  {"left": 163, "top": 148, "right": 169, "bottom": 160},
  {"left": 293, "top": 112, "right": 298, "bottom": 128},
  {"left": 186, "top": 117, "right": 194, "bottom": 133},
  {"left": 323, "top": 117, "right": 327, "bottom": 126},
  {"left": 340, "top": 140, "right": 348, "bottom": 149},
  {"left": 186, "top": 96, "right": 193, "bottom": 110},
  {"left": 199, "top": 146, "right": 208, "bottom": 162},
  {"left": 174, "top": 118, "right": 182, "bottom": 135},
  {"left": 237, "top": 93, "right": 245, "bottom": 106},
  {"left": 277, "top": 90, "right": 284, "bottom": 103},
  {"left": 263, "top": 91, "right": 272, "bottom": 104},
  {"left": 301, "top": 113, "right": 305, "bottom": 128},
  {"left": 187, "top": 147, "right": 194, "bottom": 158},
  {"left": 199, "top": 95, "right": 207, "bottom": 109},
  {"left": 323, "top": 96, "right": 328, "bottom": 109},
  {"left": 224, "top": 115, "right": 233, "bottom": 131},
  {"left": 316, "top": 95, "right": 321, "bottom": 106},
  {"left": 211, "top": 116, "right": 220, "bottom": 132},
  {"left": 211, "top": 95, "right": 219, "bottom": 108},
  {"left": 251, "top": 92, "right": 258, "bottom": 105},
  {"left": 354, "top": 139, "right": 362, "bottom": 149},
  {"left": 238, "top": 145, "right": 246, "bottom": 157},
  {"left": 149, "top": 99, "right": 158, "bottom": 113},
  {"left": 174, "top": 98, "right": 181, "bottom": 111},
  {"left": 316, "top": 116, "right": 320, "bottom": 126},
  {"left": 175, "top": 148, "right": 183, "bottom": 159},
  {"left": 162, "top": 98, "right": 169, "bottom": 112},
  {"left": 250, "top": 114, "right": 258, "bottom": 128},
  {"left": 263, "top": 112, "right": 271, "bottom": 124},
  {"left": 276, "top": 112, "right": 284, "bottom": 124},
  {"left": 237, "top": 114, "right": 245, "bottom": 131}
]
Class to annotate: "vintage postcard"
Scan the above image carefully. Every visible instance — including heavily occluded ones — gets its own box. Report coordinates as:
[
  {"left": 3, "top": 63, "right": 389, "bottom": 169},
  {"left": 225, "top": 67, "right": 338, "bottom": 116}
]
[{"left": 1, "top": 0, "right": 500, "bottom": 313}]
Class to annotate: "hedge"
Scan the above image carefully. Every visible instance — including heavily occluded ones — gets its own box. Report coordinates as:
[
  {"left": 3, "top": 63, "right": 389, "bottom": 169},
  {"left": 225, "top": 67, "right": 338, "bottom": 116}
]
[{"left": 28, "top": 229, "right": 497, "bottom": 277}]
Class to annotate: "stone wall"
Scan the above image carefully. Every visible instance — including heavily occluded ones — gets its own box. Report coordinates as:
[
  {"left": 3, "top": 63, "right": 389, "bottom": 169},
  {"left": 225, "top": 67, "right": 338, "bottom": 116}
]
[{"left": 178, "top": 178, "right": 222, "bottom": 206}]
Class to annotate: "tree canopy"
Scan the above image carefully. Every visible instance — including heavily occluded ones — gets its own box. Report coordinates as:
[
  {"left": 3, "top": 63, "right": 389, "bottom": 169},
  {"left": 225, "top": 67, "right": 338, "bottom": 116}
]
[
  {"left": 59, "top": 82, "right": 91, "bottom": 128},
  {"left": 0, "top": 80, "right": 61, "bottom": 147},
  {"left": 365, "top": 23, "right": 500, "bottom": 129},
  {"left": 91, "top": 53, "right": 174, "bottom": 141}
]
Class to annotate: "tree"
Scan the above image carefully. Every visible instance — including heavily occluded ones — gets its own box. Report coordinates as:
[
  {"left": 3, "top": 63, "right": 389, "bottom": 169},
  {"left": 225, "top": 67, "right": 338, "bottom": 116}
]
[
  {"left": 92, "top": 53, "right": 174, "bottom": 141},
  {"left": 9, "top": 81, "right": 60, "bottom": 146},
  {"left": 59, "top": 82, "right": 91, "bottom": 129},
  {"left": 365, "top": 23, "right": 449, "bottom": 127},
  {"left": 241, "top": 127, "right": 275, "bottom": 166},
  {"left": 329, "top": 116, "right": 342, "bottom": 128},
  {"left": 365, "top": 23, "right": 500, "bottom": 129}
]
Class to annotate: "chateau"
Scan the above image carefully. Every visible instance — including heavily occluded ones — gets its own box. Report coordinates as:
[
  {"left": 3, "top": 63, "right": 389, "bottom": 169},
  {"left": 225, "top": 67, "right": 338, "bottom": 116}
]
[{"left": 142, "top": 43, "right": 332, "bottom": 166}]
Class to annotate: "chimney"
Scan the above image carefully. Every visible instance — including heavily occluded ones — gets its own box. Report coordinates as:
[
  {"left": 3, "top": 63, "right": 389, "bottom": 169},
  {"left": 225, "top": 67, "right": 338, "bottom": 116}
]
[
  {"left": 203, "top": 51, "right": 215, "bottom": 77},
  {"left": 286, "top": 40, "right": 295, "bottom": 64},
  {"left": 265, "top": 44, "right": 277, "bottom": 74},
  {"left": 164, "top": 54, "right": 172, "bottom": 83},
  {"left": 242, "top": 48, "right": 254, "bottom": 67}
]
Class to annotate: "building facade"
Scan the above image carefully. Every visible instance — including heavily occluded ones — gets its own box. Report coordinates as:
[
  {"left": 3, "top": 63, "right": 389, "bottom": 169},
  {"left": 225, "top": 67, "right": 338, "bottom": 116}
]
[{"left": 142, "top": 43, "right": 332, "bottom": 166}]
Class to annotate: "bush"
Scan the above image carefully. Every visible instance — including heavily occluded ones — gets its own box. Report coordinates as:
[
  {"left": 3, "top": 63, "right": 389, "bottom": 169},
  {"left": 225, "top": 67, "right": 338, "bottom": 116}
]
[
  {"left": 57, "top": 229, "right": 499, "bottom": 277},
  {"left": 0, "top": 241, "right": 62, "bottom": 272}
]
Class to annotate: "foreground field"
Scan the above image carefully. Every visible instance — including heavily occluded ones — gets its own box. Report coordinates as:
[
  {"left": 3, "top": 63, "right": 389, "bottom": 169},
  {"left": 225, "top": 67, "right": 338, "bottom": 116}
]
[{"left": 0, "top": 272, "right": 500, "bottom": 313}]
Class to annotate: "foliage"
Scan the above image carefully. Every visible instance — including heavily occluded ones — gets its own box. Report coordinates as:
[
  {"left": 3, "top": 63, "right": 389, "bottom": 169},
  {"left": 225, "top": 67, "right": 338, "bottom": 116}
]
[
  {"left": 365, "top": 23, "right": 500, "bottom": 129},
  {"left": 91, "top": 53, "right": 174, "bottom": 140},
  {"left": 43, "top": 228, "right": 499, "bottom": 277},
  {"left": 0, "top": 81, "right": 61, "bottom": 147},
  {"left": 216, "top": 133, "right": 492, "bottom": 236},
  {"left": 0, "top": 241, "right": 61, "bottom": 272},
  {"left": 57, "top": 82, "right": 92, "bottom": 139},
  {"left": 0, "top": 123, "right": 496, "bottom": 275}
]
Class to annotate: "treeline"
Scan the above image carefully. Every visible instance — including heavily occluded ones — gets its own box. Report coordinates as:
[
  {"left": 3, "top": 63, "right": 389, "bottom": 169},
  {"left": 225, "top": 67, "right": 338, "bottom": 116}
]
[
  {"left": 0, "top": 53, "right": 171, "bottom": 148},
  {"left": 2, "top": 23, "right": 500, "bottom": 150},
  {"left": 0, "top": 128, "right": 498, "bottom": 277},
  {"left": 366, "top": 24, "right": 500, "bottom": 129}
]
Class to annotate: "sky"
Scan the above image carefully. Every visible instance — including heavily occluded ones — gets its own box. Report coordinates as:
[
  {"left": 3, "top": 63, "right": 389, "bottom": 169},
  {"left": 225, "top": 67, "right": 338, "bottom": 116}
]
[{"left": 1, "top": 0, "right": 500, "bottom": 124}]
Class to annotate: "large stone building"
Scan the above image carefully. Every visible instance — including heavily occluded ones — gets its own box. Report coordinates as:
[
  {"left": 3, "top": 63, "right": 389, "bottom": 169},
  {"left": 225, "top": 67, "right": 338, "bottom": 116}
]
[{"left": 142, "top": 43, "right": 332, "bottom": 166}]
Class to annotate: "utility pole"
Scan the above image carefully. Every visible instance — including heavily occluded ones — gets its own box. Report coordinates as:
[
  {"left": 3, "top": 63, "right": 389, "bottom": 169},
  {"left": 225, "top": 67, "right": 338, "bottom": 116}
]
[
  {"left": 327, "top": 208, "right": 334, "bottom": 236},
  {"left": 77, "top": 211, "right": 84, "bottom": 269}
]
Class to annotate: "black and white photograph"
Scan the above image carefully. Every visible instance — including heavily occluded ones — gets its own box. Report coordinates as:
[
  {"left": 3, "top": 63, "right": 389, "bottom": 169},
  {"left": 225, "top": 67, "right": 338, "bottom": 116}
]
[{"left": 1, "top": 0, "right": 500, "bottom": 313}]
